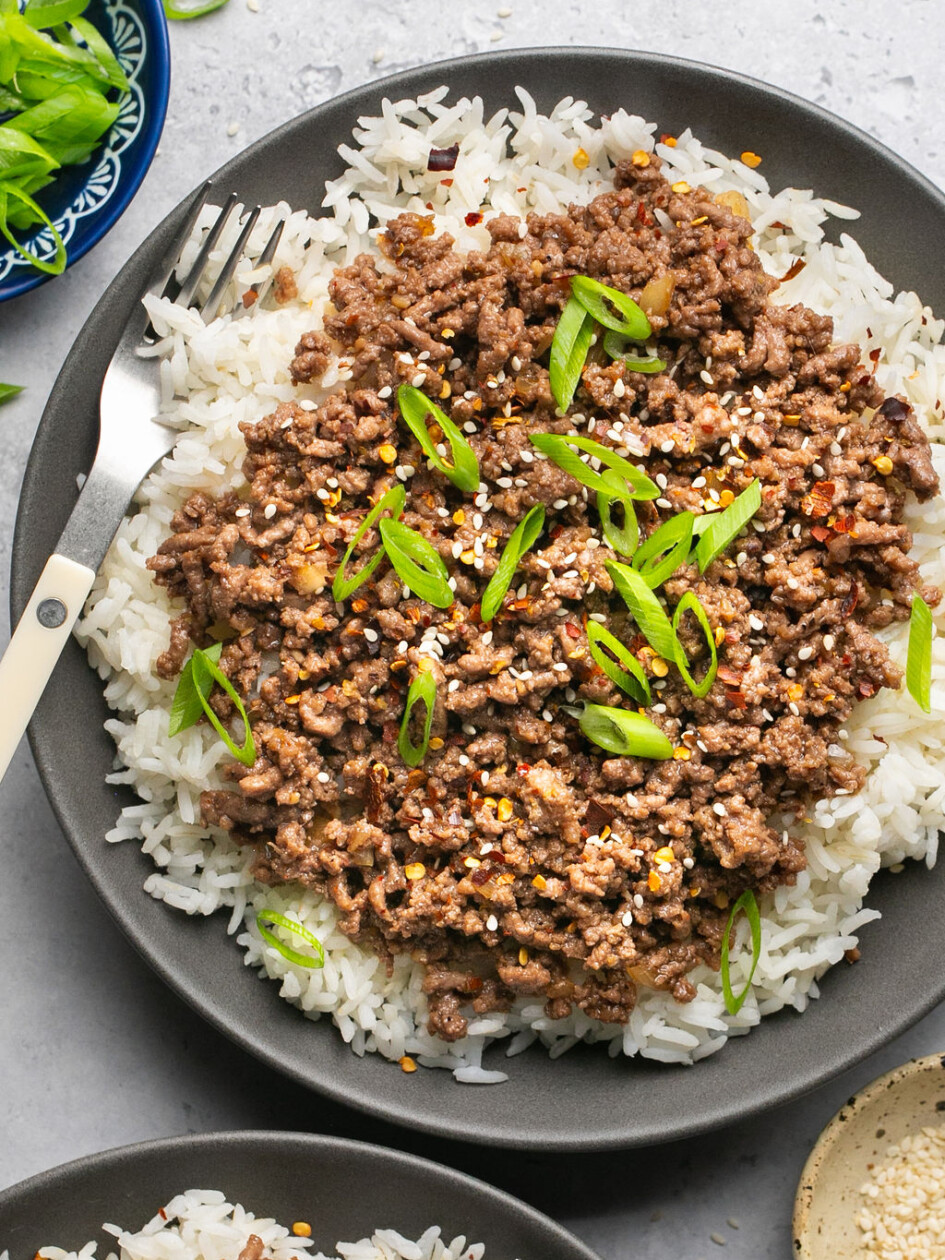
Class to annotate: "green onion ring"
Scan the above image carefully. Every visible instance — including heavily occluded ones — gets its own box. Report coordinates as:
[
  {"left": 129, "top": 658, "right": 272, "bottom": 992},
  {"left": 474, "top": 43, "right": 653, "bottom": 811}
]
[
  {"left": 0, "top": 183, "right": 66, "bottom": 275},
  {"left": 530, "top": 432, "right": 659, "bottom": 502},
  {"left": 671, "top": 590, "right": 718, "bottom": 699},
  {"left": 601, "top": 330, "right": 666, "bottom": 374},
  {"left": 597, "top": 469, "right": 639, "bottom": 556},
  {"left": 695, "top": 479, "right": 762, "bottom": 572},
  {"left": 168, "top": 640, "right": 222, "bottom": 737},
  {"left": 255, "top": 909, "right": 325, "bottom": 970},
  {"left": 907, "top": 592, "right": 933, "bottom": 714},
  {"left": 190, "top": 646, "right": 256, "bottom": 767},
  {"left": 720, "top": 889, "right": 762, "bottom": 1015},
  {"left": 575, "top": 702, "right": 673, "bottom": 759},
  {"left": 480, "top": 503, "right": 545, "bottom": 622},
  {"left": 332, "top": 483, "right": 405, "bottom": 603},
  {"left": 605, "top": 559, "right": 677, "bottom": 660},
  {"left": 398, "top": 667, "right": 437, "bottom": 767},
  {"left": 570, "top": 275, "right": 652, "bottom": 341},
  {"left": 548, "top": 295, "right": 595, "bottom": 411},
  {"left": 162, "top": 0, "right": 230, "bottom": 18},
  {"left": 379, "top": 517, "right": 454, "bottom": 609},
  {"left": 396, "top": 383, "right": 479, "bottom": 493},
  {"left": 586, "top": 621, "right": 652, "bottom": 705},
  {"left": 632, "top": 511, "right": 695, "bottom": 588}
]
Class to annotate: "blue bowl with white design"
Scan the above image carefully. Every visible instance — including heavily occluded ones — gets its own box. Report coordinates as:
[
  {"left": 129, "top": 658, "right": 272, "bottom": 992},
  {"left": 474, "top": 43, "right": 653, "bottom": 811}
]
[{"left": 0, "top": 0, "right": 170, "bottom": 302}]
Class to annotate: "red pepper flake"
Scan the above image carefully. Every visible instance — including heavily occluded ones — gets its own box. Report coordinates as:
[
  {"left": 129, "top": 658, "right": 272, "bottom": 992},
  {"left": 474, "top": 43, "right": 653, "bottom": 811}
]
[
  {"left": 516, "top": 762, "right": 532, "bottom": 776},
  {"left": 858, "top": 680, "right": 876, "bottom": 698},
  {"left": 869, "top": 347, "right": 882, "bottom": 364},
  {"left": 878, "top": 396, "right": 910, "bottom": 423},
  {"left": 780, "top": 257, "right": 806, "bottom": 283},
  {"left": 584, "top": 799, "right": 615, "bottom": 833},
  {"left": 159, "top": 1209, "right": 168, "bottom": 1221},
  {"left": 241, "top": 288, "right": 258, "bottom": 308},
  {"left": 563, "top": 621, "right": 582, "bottom": 640},
  {"left": 427, "top": 143, "right": 459, "bottom": 172},
  {"left": 726, "top": 689, "right": 748, "bottom": 710},
  {"left": 659, "top": 133, "right": 677, "bottom": 147},
  {"left": 440, "top": 178, "right": 454, "bottom": 187},
  {"left": 811, "top": 524, "right": 832, "bottom": 543},
  {"left": 840, "top": 585, "right": 859, "bottom": 618},
  {"left": 832, "top": 513, "right": 856, "bottom": 534},
  {"left": 801, "top": 480, "right": 835, "bottom": 518},
  {"left": 717, "top": 664, "right": 743, "bottom": 685},
  {"left": 464, "top": 211, "right": 483, "bottom": 227},
  {"left": 636, "top": 201, "right": 648, "bottom": 225},
  {"left": 471, "top": 866, "right": 492, "bottom": 886}
]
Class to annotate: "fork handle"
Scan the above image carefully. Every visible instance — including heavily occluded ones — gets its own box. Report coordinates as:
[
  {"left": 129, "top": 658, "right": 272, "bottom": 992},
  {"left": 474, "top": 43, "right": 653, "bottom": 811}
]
[{"left": 0, "top": 553, "right": 96, "bottom": 781}]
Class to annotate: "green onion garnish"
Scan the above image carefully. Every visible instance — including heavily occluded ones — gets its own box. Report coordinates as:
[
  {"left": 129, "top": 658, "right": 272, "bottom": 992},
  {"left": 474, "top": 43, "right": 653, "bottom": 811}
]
[
  {"left": 0, "top": 383, "right": 23, "bottom": 405},
  {"left": 907, "top": 592, "right": 933, "bottom": 714},
  {"left": 0, "top": 3, "right": 130, "bottom": 274},
  {"left": 586, "top": 621, "right": 652, "bottom": 705},
  {"left": 529, "top": 433, "right": 659, "bottom": 502},
  {"left": 601, "top": 330, "right": 666, "bottom": 375},
  {"left": 695, "top": 479, "right": 762, "bottom": 572},
  {"left": 398, "top": 667, "right": 437, "bottom": 767},
  {"left": 548, "top": 295, "right": 594, "bottom": 411},
  {"left": 720, "top": 889, "right": 762, "bottom": 1015},
  {"left": 672, "top": 591, "right": 718, "bottom": 699},
  {"left": 379, "top": 517, "right": 454, "bottom": 609},
  {"left": 396, "top": 383, "right": 479, "bottom": 494},
  {"left": 255, "top": 909, "right": 325, "bottom": 970},
  {"left": 597, "top": 469, "right": 639, "bottom": 555},
  {"left": 168, "top": 642, "right": 255, "bottom": 767},
  {"left": 162, "top": 0, "right": 230, "bottom": 17},
  {"left": 331, "top": 483, "right": 405, "bottom": 603},
  {"left": 574, "top": 702, "right": 672, "bottom": 759},
  {"left": 632, "top": 511, "right": 695, "bottom": 588},
  {"left": 570, "top": 275, "right": 652, "bottom": 341},
  {"left": 480, "top": 503, "right": 545, "bottom": 622},
  {"left": 605, "top": 559, "right": 677, "bottom": 660}
]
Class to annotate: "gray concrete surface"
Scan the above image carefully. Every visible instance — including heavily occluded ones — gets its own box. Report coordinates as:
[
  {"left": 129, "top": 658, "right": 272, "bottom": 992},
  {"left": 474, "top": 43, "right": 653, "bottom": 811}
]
[{"left": 2, "top": 2, "right": 945, "bottom": 1256}]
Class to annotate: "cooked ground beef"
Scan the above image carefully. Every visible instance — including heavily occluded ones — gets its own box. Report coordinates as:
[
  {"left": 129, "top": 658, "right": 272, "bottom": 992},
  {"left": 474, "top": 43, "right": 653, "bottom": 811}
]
[{"left": 148, "top": 156, "right": 940, "bottom": 1041}]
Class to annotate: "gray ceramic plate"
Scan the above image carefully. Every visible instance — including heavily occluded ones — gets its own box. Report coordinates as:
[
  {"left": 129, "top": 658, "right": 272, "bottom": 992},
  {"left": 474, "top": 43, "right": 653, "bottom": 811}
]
[
  {"left": 13, "top": 48, "right": 945, "bottom": 1151},
  {"left": 0, "top": 1131, "right": 597, "bottom": 1260}
]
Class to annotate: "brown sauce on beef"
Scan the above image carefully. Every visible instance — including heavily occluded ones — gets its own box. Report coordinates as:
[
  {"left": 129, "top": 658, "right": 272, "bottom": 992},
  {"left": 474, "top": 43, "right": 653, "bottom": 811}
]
[{"left": 148, "top": 156, "right": 940, "bottom": 1040}]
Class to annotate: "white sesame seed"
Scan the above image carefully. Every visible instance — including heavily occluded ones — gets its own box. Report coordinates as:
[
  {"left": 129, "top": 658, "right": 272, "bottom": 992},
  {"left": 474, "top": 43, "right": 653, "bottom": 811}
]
[
  {"left": 789, "top": 701, "right": 801, "bottom": 717},
  {"left": 264, "top": 502, "right": 277, "bottom": 518},
  {"left": 812, "top": 463, "right": 826, "bottom": 478},
  {"left": 542, "top": 708, "right": 554, "bottom": 721},
  {"left": 613, "top": 378, "right": 626, "bottom": 398},
  {"left": 317, "top": 771, "right": 331, "bottom": 783},
  {"left": 552, "top": 662, "right": 569, "bottom": 672},
  {"left": 713, "top": 802, "right": 727, "bottom": 817},
  {"left": 553, "top": 498, "right": 569, "bottom": 510},
  {"left": 497, "top": 476, "right": 513, "bottom": 488},
  {"left": 235, "top": 507, "right": 251, "bottom": 518},
  {"left": 463, "top": 421, "right": 477, "bottom": 434},
  {"left": 462, "top": 723, "right": 477, "bottom": 736},
  {"left": 486, "top": 914, "right": 499, "bottom": 931},
  {"left": 448, "top": 679, "right": 461, "bottom": 693},
  {"left": 797, "top": 646, "right": 814, "bottom": 661},
  {"left": 411, "top": 373, "right": 425, "bottom": 388},
  {"left": 749, "top": 614, "right": 764, "bottom": 631},
  {"left": 459, "top": 753, "right": 469, "bottom": 764},
  {"left": 823, "top": 634, "right": 835, "bottom": 651},
  {"left": 633, "top": 893, "right": 644, "bottom": 909},
  {"left": 700, "top": 370, "right": 714, "bottom": 386},
  {"left": 692, "top": 476, "right": 707, "bottom": 489},
  {"left": 363, "top": 627, "right": 378, "bottom": 642},
  {"left": 786, "top": 577, "right": 799, "bottom": 590},
  {"left": 660, "top": 439, "right": 675, "bottom": 453}
]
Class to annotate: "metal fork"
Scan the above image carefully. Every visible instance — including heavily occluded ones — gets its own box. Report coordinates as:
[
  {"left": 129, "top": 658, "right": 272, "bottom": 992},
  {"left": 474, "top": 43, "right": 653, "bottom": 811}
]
[{"left": 0, "top": 183, "right": 285, "bottom": 781}]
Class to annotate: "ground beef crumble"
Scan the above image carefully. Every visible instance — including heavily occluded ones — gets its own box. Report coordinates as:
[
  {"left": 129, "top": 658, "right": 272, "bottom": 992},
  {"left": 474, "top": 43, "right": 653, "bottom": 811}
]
[{"left": 147, "top": 156, "right": 940, "bottom": 1042}]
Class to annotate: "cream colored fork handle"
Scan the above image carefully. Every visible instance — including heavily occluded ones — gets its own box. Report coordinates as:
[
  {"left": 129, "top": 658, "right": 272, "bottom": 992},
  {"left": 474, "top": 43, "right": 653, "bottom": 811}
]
[{"left": 0, "top": 553, "right": 96, "bottom": 781}]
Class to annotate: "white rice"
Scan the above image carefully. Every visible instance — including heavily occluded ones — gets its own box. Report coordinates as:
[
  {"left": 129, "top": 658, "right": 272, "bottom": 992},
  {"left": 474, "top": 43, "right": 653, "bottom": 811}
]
[
  {"left": 0, "top": 1190, "right": 486, "bottom": 1260},
  {"left": 75, "top": 88, "right": 945, "bottom": 1079}
]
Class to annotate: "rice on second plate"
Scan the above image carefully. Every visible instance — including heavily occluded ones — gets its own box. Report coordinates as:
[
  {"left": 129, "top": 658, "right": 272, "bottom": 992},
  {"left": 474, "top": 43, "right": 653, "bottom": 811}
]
[
  {"left": 4, "top": 1190, "right": 485, "bottom": 1260},
  {"left": 76, "top": 87, "right": 945, "bottom": 1079}
]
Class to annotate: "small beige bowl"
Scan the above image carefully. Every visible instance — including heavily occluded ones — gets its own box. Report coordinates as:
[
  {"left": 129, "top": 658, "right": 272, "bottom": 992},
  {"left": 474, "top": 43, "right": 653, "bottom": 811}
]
[{"left": 794, "top": 1053, "right": 945, "bottom": 1258}]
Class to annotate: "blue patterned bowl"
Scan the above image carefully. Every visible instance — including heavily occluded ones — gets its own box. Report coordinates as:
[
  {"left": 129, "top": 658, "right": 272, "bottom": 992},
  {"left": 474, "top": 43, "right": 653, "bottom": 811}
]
[{"left": 0, "top": 0, "right": 170, "bottom": 302}]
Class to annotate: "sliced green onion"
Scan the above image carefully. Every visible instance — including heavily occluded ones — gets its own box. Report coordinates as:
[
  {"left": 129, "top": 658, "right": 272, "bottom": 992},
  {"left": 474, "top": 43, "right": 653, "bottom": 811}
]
[
  {"left": 480, "top": 503, "right": 545, "bottom": 622},
  {"left": 721, "top": 889, "right": 762, "bottom": 1015},
  {"left": 570, "top": 275, "right": 652, "bottom": 341},
  {"left": 602, "top": 330, "right": 666, "bottom": 374},
  {"left": 0, "top": 183, "right": 66, "bottom": 274},
  {"left": 672, "top": 591, "right": 718, "bottom": 699},
  {"left": 69, "top": 16, "right": 128, "bottom": 90},
  {"left": 396, "top": 383, "right": 479, "bottom": 493},
  {"left": 331, "top": 483, "right": 405, "bottom": 603},
  {"left": 255, "top": 909, "right": 325, "bottom": 970},
  {"left": 530, "top": 433, "right": 659, "bottom": 502},
  {"left": 575, "top": 703, "right": 672, "bottom": 759},
  {"left": 605, "top": 559, "right": 677, "bottom": 660},
  {"left": 548, "top": 295, "right": 595, "bottom": 411},
  {"left": 379, "top": 517, "right": 454, "bottom": 609},
  {"left": 0, "top": 383, "right": 23, "bottom": 404},
  {"left": 22, "top": 0, "right": 88, "bottom": 30},
  {"left": 632, "top": 511, "right": 695, "bottom": 588},
  {"left": 168, "top": 640, "right": 222, "bottom": 737},
  {"left": 907, "top": 593, "right": 933, "bottom": 714},
  {"left": 162, "top": 0, "right": 230, "bottom": 17},
  {"left": 586, "top": 621, "right": 652, "bottom": 705},
  {"left": 597, "top": 468, "right": 638, "bottom": 555},
  {"left": 191, "top": 646, "right": 255, "bottom": 767},
  {"left": 695, "top": 479, "right": 762, "bottom": 572},
  {"left": 398, "top": 668, "right": 437, "bottom": 767}
]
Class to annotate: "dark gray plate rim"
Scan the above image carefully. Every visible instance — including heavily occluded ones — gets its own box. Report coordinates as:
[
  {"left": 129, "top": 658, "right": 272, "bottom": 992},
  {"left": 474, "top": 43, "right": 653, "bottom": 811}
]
[
  {"left": 13, "top": 45, "right": 945, "bottom": 1152},
  {"left": 0, "top": 1130, "right": 599, "bottom": 1260}
]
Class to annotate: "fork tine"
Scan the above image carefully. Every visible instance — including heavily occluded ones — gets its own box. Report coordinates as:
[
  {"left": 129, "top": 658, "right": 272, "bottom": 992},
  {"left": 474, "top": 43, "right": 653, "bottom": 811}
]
[
  {"left": 200, "top": 205, "right": 261, "bottom": 322},
  {"left": 172, "top": 191, "right": 240, "bottom": 309},
  {"left": 239, "top": 218, "right": 285, "bottom": 312}
]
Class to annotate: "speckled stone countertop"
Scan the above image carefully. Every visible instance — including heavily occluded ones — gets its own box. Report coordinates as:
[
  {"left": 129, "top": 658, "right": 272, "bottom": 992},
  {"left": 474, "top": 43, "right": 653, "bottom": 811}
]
[{"left": 1, "top": 3, "right": 944, "bottom": 1257}]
